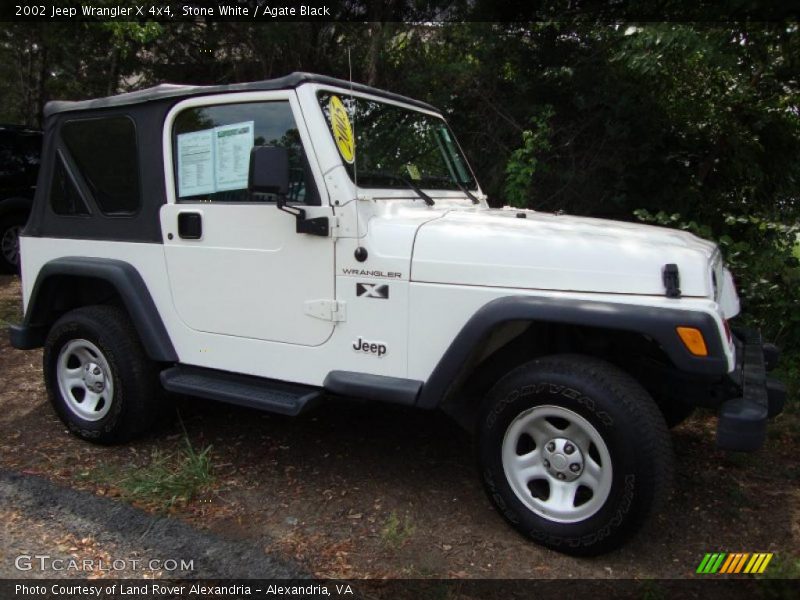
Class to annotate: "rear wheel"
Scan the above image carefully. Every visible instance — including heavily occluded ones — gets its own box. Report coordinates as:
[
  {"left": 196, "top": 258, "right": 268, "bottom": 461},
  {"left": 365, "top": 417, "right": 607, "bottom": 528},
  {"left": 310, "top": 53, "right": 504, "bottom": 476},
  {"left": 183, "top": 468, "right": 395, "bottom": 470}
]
[
  {"left": 478, "top": 354, "right": 673, "bottom": 555},
  {"left": 0, "top": 213, "right": 26, "bottom": 274},
  {"left": 43, "top": 305, "right": 162, "bottom": 444}
]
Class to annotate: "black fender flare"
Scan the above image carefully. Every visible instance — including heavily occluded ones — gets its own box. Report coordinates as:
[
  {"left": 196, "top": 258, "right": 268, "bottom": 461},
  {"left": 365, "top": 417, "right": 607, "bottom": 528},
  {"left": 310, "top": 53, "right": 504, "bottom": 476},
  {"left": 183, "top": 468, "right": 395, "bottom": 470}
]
[
  {"left": 415, "top": 295, "right": 728, "bottom": 409},
  {"left": 9, "top": 257, "right": 177, "bottom": 362}
]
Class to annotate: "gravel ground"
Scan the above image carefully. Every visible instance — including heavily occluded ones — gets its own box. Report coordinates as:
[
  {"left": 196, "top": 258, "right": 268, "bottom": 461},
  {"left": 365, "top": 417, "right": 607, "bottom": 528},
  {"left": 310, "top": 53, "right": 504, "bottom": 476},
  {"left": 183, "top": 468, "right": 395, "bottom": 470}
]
[{"left": 0, "top": 469, "right": 306, "bottom": 579}]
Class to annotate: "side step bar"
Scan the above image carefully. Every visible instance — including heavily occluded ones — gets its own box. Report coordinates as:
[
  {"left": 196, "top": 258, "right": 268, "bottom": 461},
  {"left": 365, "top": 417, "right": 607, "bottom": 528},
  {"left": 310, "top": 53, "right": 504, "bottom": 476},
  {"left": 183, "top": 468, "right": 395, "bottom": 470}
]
[{"left": 161, "top": 366, "right": 322, "bottom": 416}]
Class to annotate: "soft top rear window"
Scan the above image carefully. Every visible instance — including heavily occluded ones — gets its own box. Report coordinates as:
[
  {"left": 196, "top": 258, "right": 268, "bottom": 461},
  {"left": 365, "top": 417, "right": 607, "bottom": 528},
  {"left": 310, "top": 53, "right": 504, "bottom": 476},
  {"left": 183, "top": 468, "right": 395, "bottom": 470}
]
[{"left": 61, "top": 116, "right": 141, "bottom": 215}]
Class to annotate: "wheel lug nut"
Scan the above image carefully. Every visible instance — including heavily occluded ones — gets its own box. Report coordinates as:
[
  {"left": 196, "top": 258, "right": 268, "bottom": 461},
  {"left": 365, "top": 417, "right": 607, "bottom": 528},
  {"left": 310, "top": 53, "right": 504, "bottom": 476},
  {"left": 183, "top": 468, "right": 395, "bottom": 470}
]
[
  {"left": 564, "top": 443, "right": 574, "bottom": 454},
  {"left": 556, "top": 472, "right": 565, "bottom": 480},
  {"left": 570, "top": 463, "right": 580, "bottom": 472},
  {"left": 93, "top": 367, "right": 101, "bottom": 376},
  {"left": 547, "top": 442, "right": 555, "bottom": 452},
  {"left": 543, "top": 459, "right": 550, "bottom": 468}
]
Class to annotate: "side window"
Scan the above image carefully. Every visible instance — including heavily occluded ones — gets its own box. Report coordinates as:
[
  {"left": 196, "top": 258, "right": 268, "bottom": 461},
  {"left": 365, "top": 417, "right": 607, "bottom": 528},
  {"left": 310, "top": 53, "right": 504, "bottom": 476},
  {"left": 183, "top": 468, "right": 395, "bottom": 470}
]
[
  {"left": 61, "top": 116, "right": 141, "bottom": 215},
  {"left": 50, "top": 153, "right": 90, "bottom": 216},
  {"left": 172, "top": 101, "right": 317, "bottom": 204}
]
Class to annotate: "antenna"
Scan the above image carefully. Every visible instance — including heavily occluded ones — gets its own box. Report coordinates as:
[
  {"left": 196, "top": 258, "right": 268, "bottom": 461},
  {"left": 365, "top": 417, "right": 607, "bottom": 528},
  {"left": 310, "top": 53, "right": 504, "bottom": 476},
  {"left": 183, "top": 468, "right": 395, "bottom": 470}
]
[
  {"left": 348, "top": 47, "right": 367, "bottom": 261},
  {"left": 348, "top": 47, "right": 358, "bottom": 189}
]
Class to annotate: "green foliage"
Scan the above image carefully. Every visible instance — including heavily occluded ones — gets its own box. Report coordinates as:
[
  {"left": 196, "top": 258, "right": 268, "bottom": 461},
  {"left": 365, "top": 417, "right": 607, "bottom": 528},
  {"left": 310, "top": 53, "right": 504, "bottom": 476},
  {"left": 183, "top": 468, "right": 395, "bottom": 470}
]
[
  {"left": 496, "top": 23, "right": 799, "bottom": 220},
  {"left": 505, "top": 107, "right": 554, "bottom": 207}
]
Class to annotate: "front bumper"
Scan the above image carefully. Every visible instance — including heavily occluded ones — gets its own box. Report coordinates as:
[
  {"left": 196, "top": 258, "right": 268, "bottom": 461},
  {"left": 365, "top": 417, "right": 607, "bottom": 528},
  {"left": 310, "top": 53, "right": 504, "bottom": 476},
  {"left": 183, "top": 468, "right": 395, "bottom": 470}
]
[{"left": 716, "top": 328, "right": 786, "bottom": 452}]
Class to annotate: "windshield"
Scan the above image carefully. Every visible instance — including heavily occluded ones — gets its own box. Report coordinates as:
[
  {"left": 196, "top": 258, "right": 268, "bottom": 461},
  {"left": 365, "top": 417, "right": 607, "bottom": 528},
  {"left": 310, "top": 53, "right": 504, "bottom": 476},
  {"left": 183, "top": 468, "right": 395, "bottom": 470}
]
[{"left": 317, "top": 91, "right": 477, "bottom": 191}]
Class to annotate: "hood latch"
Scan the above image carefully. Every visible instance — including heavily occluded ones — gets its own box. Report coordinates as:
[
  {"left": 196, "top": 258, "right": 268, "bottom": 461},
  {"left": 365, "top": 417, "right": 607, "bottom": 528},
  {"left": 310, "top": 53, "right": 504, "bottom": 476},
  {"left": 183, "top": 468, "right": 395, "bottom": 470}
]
[{"left": 663, "top": 263, "right": 682, "bottom": 298}]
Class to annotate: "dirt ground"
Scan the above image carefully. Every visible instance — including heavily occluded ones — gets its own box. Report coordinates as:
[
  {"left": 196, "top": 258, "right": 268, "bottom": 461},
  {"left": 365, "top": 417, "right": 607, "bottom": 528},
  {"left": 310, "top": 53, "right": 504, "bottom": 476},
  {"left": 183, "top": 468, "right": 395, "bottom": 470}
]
[{"left": 1, "top": 274, "right": 798, "bottom": 580}]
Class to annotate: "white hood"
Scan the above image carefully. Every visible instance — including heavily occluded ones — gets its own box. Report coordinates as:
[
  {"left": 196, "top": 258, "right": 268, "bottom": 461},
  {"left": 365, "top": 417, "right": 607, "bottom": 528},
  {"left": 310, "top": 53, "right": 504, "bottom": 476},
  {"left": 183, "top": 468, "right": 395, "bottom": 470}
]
[{"left": 410, "top": 207, "right": 719, "bottom": 297}]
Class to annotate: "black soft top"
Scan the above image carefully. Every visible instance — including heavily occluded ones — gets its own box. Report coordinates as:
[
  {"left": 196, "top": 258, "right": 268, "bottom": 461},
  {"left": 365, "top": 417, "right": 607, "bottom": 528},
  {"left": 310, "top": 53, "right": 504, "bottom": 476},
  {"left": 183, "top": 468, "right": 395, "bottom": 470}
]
[{"left": 43, "top": 72, "right": 438, "bottom": 118}]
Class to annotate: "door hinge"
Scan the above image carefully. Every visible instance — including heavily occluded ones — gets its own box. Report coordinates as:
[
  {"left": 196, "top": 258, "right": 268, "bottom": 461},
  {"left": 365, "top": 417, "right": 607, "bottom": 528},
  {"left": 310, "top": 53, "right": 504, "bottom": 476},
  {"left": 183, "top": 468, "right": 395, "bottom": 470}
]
[
  {"left": 330, "top": 216, "right": 342, "bottom": 239},
  {"left": 304, "top": 299, "right": 346, "bottom": 322}
]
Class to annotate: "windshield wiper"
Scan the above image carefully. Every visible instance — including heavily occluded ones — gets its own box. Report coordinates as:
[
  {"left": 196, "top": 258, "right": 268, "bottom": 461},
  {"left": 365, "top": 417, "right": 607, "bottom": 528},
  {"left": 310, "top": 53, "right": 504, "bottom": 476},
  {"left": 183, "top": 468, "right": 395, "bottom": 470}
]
[
  {"left": 397, "top": 174, "right": 435, "bottom": 206},
  {"left": 451, "top": 179, "right": 480, "bottom": 205},
  {"left": 358, "top": 170, "right": 435, "bottom": 206},
  {"left": 424, "top": 174, "right": 480, "bottom": 204}
]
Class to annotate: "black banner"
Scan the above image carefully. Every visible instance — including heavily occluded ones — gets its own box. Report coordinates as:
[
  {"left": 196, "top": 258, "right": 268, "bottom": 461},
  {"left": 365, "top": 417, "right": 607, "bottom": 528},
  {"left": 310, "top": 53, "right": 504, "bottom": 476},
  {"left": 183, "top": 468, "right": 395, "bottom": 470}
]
[
  {"left": 2, "top": 1, "right": 799, "bottom": 23},
  {"left": 3, "top": 578, "right": 799, "bottom": 600}
]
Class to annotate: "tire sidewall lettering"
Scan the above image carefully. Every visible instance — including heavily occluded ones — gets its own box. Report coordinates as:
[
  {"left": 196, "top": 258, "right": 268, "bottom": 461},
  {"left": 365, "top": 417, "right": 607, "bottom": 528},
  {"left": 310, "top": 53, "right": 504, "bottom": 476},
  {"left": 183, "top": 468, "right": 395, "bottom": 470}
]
[{"left": 486, "top": 382, "right": 614, "bottom": 430}]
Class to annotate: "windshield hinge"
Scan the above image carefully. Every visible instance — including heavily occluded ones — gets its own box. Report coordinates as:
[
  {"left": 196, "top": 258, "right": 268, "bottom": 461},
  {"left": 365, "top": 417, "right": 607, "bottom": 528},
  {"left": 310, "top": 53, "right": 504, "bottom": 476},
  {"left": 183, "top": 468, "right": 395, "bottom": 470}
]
[{"left": 304, "top": 299, "right": 346, "bottom": 322}]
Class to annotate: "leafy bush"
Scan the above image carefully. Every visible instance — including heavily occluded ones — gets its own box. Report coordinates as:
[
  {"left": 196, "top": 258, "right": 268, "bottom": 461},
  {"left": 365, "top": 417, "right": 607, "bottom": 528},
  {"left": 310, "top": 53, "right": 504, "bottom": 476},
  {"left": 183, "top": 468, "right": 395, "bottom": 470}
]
[{"left": 505, "top": 107, "right": 554, "bottom": 208}]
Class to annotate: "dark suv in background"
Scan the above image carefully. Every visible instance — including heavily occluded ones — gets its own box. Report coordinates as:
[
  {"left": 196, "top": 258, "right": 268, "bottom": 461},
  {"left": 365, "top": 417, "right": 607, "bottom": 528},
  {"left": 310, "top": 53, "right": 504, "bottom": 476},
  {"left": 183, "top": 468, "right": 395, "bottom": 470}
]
[{"left": 0, "top": 124, "right": 42, "bottom": 273}]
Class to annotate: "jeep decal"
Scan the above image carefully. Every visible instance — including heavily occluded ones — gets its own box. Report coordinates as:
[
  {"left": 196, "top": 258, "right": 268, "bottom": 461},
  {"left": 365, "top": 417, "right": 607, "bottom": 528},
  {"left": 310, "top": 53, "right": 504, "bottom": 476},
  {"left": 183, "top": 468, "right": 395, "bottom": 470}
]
[{"left": 352, "top": 337, "right": 387, "bottom": 357}]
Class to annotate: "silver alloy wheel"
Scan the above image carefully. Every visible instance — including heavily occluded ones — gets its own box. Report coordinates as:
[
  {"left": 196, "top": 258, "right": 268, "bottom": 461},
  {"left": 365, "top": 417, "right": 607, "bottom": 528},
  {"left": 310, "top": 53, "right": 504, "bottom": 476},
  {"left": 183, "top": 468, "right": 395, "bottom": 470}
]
[
  {"left": 1, "top": 224, "right": 21, "bottom": 266},
  {"left": 56, "top": 339, "right": 114, "bottom": 421},
  {"left": 502, "top": 404, "right": 613, "bottom": 523}
]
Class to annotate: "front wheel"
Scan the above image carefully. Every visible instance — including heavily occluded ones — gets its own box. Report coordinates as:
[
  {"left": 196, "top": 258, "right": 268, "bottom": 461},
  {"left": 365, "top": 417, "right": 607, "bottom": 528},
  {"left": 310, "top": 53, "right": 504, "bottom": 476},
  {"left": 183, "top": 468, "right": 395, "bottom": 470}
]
[
  {"left": 478, "top": 354, "right": 673, "bottom": 555},
  {"left": 43, "top": 305, "right": 162, "bottom": 444}
]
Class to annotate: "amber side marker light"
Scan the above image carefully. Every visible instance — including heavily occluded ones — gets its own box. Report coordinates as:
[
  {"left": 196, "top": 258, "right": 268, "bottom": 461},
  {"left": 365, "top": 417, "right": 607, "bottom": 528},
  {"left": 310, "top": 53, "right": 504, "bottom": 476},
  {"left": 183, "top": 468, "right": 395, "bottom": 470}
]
[{"left": 677, "top": 327, "right": 709, "bottom": 356}]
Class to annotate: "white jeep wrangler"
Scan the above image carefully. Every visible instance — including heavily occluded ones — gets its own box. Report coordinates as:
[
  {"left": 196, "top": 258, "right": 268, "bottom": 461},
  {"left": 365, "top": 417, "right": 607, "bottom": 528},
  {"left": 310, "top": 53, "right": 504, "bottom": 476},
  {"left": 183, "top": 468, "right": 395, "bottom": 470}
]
[{"left": 9, "top": 73, "right": 785, "bottom": 555}]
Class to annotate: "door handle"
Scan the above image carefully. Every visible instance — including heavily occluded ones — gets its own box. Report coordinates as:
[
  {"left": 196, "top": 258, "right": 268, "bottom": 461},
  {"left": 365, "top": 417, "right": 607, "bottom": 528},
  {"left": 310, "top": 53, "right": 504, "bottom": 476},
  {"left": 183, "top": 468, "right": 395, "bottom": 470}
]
[{"left": 178, "top": 212, "right": 202, "bottom": 240}]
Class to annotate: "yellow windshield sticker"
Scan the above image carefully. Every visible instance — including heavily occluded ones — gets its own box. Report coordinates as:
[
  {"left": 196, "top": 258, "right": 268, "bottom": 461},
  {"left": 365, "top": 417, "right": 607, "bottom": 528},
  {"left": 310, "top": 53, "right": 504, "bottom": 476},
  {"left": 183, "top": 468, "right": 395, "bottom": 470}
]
[
  {"left": 406, "top": 164, "right": 421, "bottom": 180},
  {"left": 328, "top": 95, "right": 355, "bottom": 164}
]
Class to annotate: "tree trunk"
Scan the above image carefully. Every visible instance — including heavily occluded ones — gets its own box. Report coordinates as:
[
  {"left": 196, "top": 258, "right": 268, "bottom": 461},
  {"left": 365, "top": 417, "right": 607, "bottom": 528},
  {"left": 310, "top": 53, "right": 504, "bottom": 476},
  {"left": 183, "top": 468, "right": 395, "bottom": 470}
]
[{"left": 365, "top": 22, "right": 382, "bottom": 86}]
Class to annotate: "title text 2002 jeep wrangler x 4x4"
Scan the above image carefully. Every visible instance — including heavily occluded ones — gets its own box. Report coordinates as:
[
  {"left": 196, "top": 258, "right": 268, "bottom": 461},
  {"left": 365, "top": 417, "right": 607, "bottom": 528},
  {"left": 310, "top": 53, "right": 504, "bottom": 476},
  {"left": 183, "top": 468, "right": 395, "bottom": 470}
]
[{"left": 9, "top": 73, "right": 786, "bottom": 555}]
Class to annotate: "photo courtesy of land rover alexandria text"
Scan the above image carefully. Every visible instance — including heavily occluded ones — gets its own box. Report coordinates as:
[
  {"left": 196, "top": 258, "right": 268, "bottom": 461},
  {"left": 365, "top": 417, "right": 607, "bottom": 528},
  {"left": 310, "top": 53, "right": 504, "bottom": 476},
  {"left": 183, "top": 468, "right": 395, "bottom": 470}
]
[{"left": 8, "top": 73, "right": 785, "bottom": 555}]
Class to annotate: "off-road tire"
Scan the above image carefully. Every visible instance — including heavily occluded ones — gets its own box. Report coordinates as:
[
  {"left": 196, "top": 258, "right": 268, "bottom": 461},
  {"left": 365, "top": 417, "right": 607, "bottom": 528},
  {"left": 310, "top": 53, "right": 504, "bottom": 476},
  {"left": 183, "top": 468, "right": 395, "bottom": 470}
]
[
  {"left": 0, "top": 212, "right": 26, "bottom": 274},
  {"left": 478, "top": 354, "right": 673, "bottom": 556},
  {"left": 43, "top": 305, "right": 162, "bottom": 444}
]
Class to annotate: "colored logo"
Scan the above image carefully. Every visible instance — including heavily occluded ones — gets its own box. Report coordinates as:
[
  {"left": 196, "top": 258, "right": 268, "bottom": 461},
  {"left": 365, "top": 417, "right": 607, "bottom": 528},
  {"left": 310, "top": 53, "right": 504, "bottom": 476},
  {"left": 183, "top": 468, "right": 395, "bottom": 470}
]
[
  {"left": 328, "top": 95, "right": 355, "bottom": 164},
  {"left": 696, "top": 552, "right": 773, "bottom": 574}
]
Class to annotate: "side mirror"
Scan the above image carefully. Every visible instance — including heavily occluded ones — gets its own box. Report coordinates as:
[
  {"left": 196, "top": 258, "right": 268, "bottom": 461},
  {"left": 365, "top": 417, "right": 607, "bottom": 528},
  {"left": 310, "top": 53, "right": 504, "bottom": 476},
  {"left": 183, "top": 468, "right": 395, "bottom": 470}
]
[{"left": 248, "top": 146, "right": 289, "bottom": 196}]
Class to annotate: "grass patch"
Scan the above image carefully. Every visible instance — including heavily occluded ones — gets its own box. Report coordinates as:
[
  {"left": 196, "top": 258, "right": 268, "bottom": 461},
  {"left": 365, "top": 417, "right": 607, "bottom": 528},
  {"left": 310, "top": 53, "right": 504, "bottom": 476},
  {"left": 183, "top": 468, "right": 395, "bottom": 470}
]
[
  {"left": 381, "top": 511, "right": 416, "bottom": 549},
  {"left": 0, "top": 297, "right": 22, "bottom": 328},
  {"left": 87, "top": 434, "right": 213, "bottom": 510}
]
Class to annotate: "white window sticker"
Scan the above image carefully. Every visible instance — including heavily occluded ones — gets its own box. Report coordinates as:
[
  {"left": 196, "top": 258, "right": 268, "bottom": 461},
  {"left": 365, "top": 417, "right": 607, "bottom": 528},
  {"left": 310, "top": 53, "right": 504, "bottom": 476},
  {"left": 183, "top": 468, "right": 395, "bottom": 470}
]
[
  {"left": 176, "top": 121, "right": 255, "bottom": 197},
  {"left": 214, "top": 121, "right": 254, "bottom": 192},
  {"left": 177, "top": 130, "right": 214, "bottom": 197}
]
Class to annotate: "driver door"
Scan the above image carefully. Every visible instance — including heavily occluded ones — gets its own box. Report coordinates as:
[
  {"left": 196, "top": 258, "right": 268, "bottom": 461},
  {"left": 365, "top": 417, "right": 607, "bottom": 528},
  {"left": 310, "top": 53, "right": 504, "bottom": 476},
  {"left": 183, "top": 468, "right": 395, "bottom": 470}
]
[{"left": 161, "top": 92, "right": 334, "bottom": 346}]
